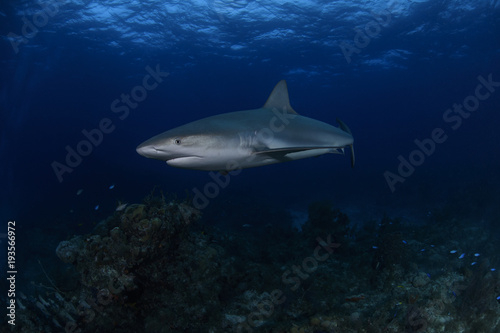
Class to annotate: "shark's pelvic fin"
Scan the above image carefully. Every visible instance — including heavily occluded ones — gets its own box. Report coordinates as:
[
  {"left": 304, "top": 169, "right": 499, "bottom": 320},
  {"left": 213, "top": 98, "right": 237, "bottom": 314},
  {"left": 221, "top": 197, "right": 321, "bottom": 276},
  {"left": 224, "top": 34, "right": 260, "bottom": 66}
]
[
  {"left": 336, "top": 118, "right": 355, "bottom": 168},
  {"left": 263, "top": 80, "right": 298, "bottom": 114}
]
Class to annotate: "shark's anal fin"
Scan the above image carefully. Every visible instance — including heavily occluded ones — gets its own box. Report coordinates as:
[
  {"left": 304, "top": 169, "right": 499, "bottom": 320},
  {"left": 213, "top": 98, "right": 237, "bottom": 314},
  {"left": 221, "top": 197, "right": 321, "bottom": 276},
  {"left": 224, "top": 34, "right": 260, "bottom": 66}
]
[
  {"left": 336, "top": 118, "right": 355, "bottom": 168},
  {"left": 263, "top": 80, "right": 298, "bottom": 114}
]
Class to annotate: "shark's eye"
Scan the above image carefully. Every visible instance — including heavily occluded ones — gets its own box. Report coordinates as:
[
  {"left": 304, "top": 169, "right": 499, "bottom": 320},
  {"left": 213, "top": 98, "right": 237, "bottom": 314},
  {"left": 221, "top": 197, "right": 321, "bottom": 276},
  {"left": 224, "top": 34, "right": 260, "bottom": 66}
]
[{"left": 174, "top": 138, "right": 181, "bottom": 145}]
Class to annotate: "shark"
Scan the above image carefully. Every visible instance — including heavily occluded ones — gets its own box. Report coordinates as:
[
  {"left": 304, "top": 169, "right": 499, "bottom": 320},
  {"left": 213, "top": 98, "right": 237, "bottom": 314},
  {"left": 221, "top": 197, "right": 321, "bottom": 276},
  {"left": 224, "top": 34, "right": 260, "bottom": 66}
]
[{"left": 136, "top": 80, "right": 354, "bottom": 173}]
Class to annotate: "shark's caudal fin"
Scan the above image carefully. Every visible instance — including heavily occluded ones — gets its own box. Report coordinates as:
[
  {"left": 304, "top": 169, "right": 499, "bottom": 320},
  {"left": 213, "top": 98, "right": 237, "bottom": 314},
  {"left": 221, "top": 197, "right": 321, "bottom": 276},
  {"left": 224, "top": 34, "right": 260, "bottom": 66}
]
[
  {"left": 264, "top": 80, "right": 298, "bottom": 114},
  {"left": 337, "top": 118, "right": 355, "bottom": 168}
]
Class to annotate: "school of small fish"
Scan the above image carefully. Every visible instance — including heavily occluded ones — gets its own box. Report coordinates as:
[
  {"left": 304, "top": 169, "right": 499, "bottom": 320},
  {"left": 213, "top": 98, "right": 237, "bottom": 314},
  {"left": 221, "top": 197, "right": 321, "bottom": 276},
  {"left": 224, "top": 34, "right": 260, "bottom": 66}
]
[
  {"left": 371, "top": 242, "right": 496, "bottom": 275},
  {"left": 75, "top": 184, "right": 127, "bottom": 213}
]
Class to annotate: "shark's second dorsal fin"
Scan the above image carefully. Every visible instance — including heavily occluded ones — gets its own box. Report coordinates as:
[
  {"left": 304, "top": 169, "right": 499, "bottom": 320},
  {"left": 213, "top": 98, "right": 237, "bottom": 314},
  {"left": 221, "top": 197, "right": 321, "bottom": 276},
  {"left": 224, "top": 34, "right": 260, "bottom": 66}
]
[{"left": 263, "top": 80, "right": 298, "bottom": 114}]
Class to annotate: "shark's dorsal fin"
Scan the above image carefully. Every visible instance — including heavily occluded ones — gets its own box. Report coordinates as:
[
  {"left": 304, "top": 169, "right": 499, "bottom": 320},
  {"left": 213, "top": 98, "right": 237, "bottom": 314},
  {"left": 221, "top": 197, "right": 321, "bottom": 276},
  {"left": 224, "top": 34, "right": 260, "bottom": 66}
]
[{"left": 263, "top": 80, "right": 298, "bottom": 114}]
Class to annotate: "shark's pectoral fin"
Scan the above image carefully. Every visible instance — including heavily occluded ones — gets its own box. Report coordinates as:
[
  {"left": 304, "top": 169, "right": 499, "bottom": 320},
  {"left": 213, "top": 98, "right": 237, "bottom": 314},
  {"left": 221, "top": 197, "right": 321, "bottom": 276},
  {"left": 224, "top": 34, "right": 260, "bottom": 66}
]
[
  {"left": 255, "top": 147, "right": 322, "bottom": 154},
  {"left": 253, "top": 147, "right": 305, "bottom": 161},
  {"left": 253, "top": 146, "right": 344, "bottom": 161}
]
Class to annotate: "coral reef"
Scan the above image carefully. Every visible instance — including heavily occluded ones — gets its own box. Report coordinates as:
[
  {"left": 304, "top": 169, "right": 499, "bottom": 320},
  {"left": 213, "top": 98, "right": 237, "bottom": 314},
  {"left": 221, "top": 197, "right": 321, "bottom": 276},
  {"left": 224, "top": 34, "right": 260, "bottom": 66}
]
[
  {"left": 6, "top": 196, "right": 500, "bottom": 333},
  {"left": 9, "top": 197, "right": 231, "bottom": 332}
]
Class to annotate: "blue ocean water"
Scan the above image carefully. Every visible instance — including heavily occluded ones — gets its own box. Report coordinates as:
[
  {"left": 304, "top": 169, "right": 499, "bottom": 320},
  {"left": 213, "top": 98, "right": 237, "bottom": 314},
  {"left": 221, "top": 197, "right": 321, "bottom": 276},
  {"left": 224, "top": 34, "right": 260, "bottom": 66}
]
[{"left": 1, "top": 0, "right": 500, "bottom": 331}]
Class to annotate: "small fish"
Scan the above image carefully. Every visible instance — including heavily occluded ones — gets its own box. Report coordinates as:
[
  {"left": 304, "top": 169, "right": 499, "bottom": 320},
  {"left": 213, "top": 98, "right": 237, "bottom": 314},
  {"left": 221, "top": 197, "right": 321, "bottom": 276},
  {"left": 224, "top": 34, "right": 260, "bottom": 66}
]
[
  {"left": 116, "top": 203, "right": 128, "bottom": 211},
  {"left": 242, "top": 224, "right": 252, "bottom": 227},
  {"left": 430, "top": 245, "right": 435, "bottom": 247},
  {"left": 450, "top": 250, "right": 457, "bottom": 254},
  {"left": 458, "top": 253, "right": 465, "bottom": 259},
  {"left": 420, "top": 248, "right": 425, "bottom": 252},
  {"left": 76, "top": 189, "right": 84, "bottom": 195},
  {"left": 497, "top": 295, "right": 500, "bottom": 301},
  {"left": 426, "top": 273, "right": 431, "bottom": 278},
  {"left": 474, "top": 253, "right": 480, "bottom": 257},
  {"left": 471, "top": 262, "right": 477, "bottom": 266},
  {"left": 94, "top": 205, "right": 99, "bottom": 210},
  {"left": 491, "top": 268, "right": 496, "bottom": 272},
  {"left": 451, "top": 291, "right": 457, "bottom": 297},
  {"left": 109, "top": 184, "right": 115, "bottom": 190},
  {"left": 372, "top": 246, "right": 378, "bottom": 249},
  {"left": 345, "top": 295, "right": 365, "bottom": 302},
  {"left": 402, "top": 240, "right": 407, "bottom": 244}
]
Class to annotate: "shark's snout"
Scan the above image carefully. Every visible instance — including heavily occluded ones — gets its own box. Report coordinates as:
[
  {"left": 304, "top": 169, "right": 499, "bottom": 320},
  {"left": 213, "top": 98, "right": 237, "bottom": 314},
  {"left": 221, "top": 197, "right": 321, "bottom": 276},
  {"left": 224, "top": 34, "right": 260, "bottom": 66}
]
[
  {"left": 136, "top": 144, "right": 157, "bottom": 158},
  {"left": 136, "top": 141, "right": 184, "bottom": 161}
]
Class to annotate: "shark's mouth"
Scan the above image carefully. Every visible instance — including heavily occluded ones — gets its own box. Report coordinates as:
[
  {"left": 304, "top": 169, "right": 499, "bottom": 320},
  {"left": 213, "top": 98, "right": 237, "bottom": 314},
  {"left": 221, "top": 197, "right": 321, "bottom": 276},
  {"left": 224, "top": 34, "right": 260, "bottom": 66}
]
[{"left": 166, "top": 156, "right": 203, "bottom": 167}]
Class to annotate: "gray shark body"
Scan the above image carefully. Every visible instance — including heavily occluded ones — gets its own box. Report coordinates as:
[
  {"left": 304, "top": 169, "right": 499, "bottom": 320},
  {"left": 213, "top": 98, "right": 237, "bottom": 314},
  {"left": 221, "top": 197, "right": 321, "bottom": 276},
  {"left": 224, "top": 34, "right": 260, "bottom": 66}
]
[{"left": 136, "top": 80, "right": 354, "bottom": 172}]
